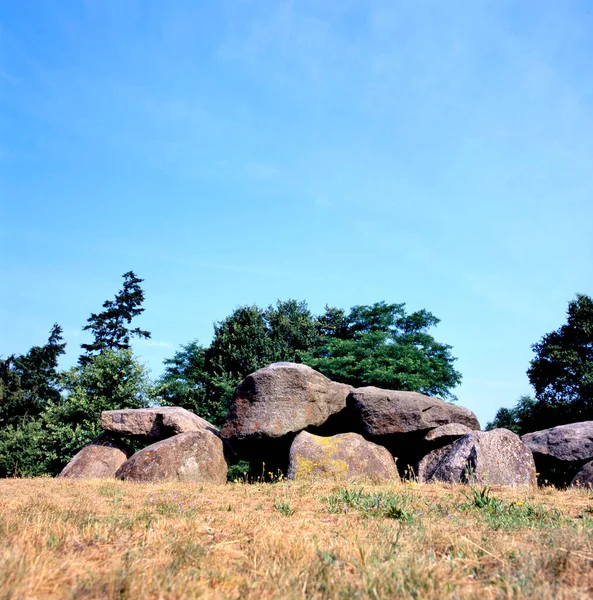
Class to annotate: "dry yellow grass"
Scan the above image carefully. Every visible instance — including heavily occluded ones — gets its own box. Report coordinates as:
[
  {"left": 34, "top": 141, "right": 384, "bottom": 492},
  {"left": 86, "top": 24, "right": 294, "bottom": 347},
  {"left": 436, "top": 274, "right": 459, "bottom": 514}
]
[{"left": 1, "top": 478, "right": 593, "bottom": 599}]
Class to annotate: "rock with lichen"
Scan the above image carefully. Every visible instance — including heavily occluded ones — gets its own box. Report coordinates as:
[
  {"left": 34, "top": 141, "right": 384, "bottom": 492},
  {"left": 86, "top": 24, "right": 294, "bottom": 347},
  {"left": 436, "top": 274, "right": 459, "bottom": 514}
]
[{"left": 287, "top": 431, "right": 399, "bottom": 483}]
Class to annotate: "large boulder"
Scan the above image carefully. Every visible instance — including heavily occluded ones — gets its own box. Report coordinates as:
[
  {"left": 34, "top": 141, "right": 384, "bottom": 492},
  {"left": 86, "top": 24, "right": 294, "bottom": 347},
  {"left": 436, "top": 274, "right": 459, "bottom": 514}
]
[
  {"left": 287, "top": 431, "right": 400, "bottom": 483},
  {"left": 418, "top": 428, "right": 536, "bottom": 486},
  {"left": 347, "top": 387, "right": 480, "bottom": 472},
  {"left": 221, "top": 363, "right": 351, "bottom": 474},
  {"left": 522, "top": 422, "right": 593, "bottom": 486},
  {"left": 115, "top": 431, "right": 227, "bottom": 484},
  {"left": 59, "top": 433, "right": 129, "bottom": 479},
  {"left": 522, "top": 422, "right": 593, "bottom": 462},
  {"left": 102, "top": 406, "right": 219, "bottom": 439},
  {"left": 348, "top": 387, "right": 480, "bottom": 436}
]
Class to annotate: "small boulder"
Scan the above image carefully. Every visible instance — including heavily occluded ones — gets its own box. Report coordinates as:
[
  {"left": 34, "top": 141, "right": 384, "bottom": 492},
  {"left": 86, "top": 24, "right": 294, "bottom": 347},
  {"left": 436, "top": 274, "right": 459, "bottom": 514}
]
[
  {"left": 418, "top": 428, "right": 536, "bottom": 486},
  {"left": 59, "top": 433, "right": 129, "bottom": 479},
  {"left": 287, "top": 431, "right": 400, "bottom": 483},
  {"left": 101, "top": 406, "right": 219, "bottom": 438},
  {"left": 115, "top": 431, "right": 227, "bottom": 484},
  {"left": 571, "top": 461, "right": 593, "bottom": 488},
  {"left": 221, "top": 363, "right": 351, "bottom": 474},
  {"left": 347, "top": 387, "right": 480, "bottom": 436}
]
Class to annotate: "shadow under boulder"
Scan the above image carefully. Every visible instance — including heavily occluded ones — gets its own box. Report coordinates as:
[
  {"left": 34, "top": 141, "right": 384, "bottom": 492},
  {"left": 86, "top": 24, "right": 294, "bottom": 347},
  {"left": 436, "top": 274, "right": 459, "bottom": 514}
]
[{"left": 346, "top": 387, "right": 480, "bottom": 474}]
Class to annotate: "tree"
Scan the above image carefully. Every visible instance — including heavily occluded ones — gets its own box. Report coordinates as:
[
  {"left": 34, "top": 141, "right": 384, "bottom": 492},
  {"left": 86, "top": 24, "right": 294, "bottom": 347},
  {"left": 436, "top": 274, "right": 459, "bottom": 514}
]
[
  {"left": 205, "top": 305, "right": 273, "bottom": 384},
  {"left": 80, "top": 271, "right": 150, "bottom": 364},
  {"left": 488, "top": 294, "right": 593, "bottom": 434},
  {"left": 486, "top": 395, "right": 537, "bottom": 434},
  {"left": 304, "top": 302, "right": 462, "bottom": 399},
  {"left": 156, "top": 301, "right": 321, "bottom": 425},
  {"left": 527, "top": 294, "right": 593, "bottom": 421},
  {"left": 0, "top": 323, "right": 66, "bottom": 427},
  {"left": 266, "top": 299, "right": 319, "bottom": 361},
  {"left": 315, "top": 305, "right": 349, "bottom": 339},
  {"left": 156, "top": 340, "right": 215, "bottom": 421},
  {"left": 0, "top": 349, "right": 152, "bottom": 477}
]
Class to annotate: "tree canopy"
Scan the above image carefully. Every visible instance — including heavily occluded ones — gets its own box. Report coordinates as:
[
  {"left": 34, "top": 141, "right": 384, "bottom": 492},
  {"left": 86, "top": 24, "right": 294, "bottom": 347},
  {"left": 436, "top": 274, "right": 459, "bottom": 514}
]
[
  {"left": 305, "top": 302, "right": 461, "bottom": 399},
  {"left": 487, "top": 294, "right": 593, "bottom": 434}
]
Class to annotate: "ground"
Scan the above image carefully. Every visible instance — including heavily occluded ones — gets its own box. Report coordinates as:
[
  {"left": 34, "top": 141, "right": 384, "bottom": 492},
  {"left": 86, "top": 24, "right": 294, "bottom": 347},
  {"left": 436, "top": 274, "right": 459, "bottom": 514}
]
[{"left": 1, "top": 478, "right": 592, "bottom": 599}]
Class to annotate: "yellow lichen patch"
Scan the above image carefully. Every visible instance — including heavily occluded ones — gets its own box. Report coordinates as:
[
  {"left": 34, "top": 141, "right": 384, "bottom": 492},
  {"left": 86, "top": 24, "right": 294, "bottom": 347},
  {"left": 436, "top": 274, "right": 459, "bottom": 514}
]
[{"left": 293, "top": 455, "right": 350, "bottom": 481}]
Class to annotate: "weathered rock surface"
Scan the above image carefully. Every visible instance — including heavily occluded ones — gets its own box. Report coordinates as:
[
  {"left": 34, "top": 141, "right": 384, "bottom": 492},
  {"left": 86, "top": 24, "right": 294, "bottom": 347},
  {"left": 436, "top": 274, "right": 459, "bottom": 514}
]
[
  {"left": 571, "top": 461, "right": 593, "bottom": 487},
  {"left": 521, "top": 422, "right": 593, "bottom": 486},
  {"left": 347, "top": 387, "right": 480, "bottom": 437},
  {"left": 345, "top": 387, "right": 480, "bottom": 474},
  {"left": 102, "top": 407, "right": 219, "bottom": 439},
  {"left": 115, "top": 431, "right": 227, "bottom": 483},
  {"left": 418, "top": 428, "right": 536, "bottom": 486},
  {"left": 522, "top": 422, "right": 593, "bottom": 463},
  {"left": 221, "top": 363, "right": 351, "bottom": 474},
  {"left": 287, "top": 431, "right": 400, "bottom": 483},
  {"left": 222, "top": 363, "right": 351, "bottom": 440},
  {"left": 59, "top": 433, "right": 129, "bottom": 479}
]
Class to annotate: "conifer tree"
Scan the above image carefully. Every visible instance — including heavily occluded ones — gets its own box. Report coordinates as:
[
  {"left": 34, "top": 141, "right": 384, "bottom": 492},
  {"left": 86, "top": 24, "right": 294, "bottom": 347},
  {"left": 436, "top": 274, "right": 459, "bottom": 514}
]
[{"left": 80, "top": 271, "right": 150, "bottom": 364}]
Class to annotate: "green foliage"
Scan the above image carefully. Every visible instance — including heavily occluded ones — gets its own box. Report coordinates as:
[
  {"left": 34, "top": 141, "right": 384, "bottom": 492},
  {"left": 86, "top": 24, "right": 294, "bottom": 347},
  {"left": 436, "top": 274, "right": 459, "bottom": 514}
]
[
  {"left": 157, "top": 300, "right": 322, "bottom": 425},
  {"left": 486, "top": 395, "right": 537, "bottom": 434},
  {"left": 0, "top": 324, "right": 66, "bottom": 427},
  {"left": 80, "top": 271, "right": 150, "bottom": 365},
  {"left": 266, "top": 300, "right": 319, "bottom": 362},
  {"left": 304, "top": 302, "right": 461, "bottom": 400},
  {"left": 460, "top": 486, "right": 565, "bottom": 530},
  {"left": 156, "top": 340, "right": 212, "bottom": 418},
  {"left": 322, "top": 488, "right": 414, "bottom": 522},
  {"left": 0, "top": 349, "right": 151, "bottom": 477},
  {"left": 273, "top": 501, "right": 295, "bottom": 516},
  {"left": 489, "top": 294, "right": 593, "bottom": 434},
  {"left": 527, "top": 294, "right": 593, "bottom": 419},
  {"left": 0, "top": 419, "right": 51, "bottom": 477}
]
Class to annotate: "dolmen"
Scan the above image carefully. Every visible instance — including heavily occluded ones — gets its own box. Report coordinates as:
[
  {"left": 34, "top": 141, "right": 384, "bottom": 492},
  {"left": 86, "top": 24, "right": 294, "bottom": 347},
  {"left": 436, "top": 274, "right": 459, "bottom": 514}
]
[
  {"left": 60, "top": 362, "right": 541, "bottom": 487},
  {"left": 60, "top": 407, "right": 227, "bottom": 483}
]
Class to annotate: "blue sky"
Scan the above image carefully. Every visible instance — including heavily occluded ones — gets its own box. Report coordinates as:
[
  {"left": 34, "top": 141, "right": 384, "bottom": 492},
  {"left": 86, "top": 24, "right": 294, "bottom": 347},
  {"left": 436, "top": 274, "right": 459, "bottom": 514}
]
[{"left": 1, "top": 0, "right": 592, "bottom": 426}]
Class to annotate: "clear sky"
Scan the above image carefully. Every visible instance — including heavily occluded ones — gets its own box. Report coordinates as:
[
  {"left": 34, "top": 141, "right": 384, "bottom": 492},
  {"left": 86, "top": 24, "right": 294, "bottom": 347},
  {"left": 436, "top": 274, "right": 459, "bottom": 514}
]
[{"left": 1, "top": 1, "right": 592, "bottom": 427}]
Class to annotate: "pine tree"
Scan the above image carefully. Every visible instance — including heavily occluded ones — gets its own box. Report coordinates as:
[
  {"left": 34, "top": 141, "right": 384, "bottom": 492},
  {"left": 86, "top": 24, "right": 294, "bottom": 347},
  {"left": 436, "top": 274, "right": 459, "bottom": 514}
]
[
  {"left": 80, "top": 271, "right": 150, "bottom": 364},
  {"left": 0, "top": 323, "right": 66, "bottom": 426}
]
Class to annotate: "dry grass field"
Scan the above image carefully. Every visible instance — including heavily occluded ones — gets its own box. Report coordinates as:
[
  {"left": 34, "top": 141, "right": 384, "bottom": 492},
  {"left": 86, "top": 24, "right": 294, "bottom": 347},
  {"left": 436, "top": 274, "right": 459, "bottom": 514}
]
[{"left": 1, "top": 478, "right": 593, "bottom": 599}]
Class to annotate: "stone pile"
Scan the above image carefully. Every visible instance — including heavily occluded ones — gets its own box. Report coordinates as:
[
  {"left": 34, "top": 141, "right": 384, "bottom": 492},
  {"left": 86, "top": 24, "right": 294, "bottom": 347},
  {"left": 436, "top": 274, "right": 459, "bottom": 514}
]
[
  {"left": 60, "top": 407, "right": 227, "bottom": 483},
  {"left": 62, "top": 362, "right": 593, "bottom": 488}
]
